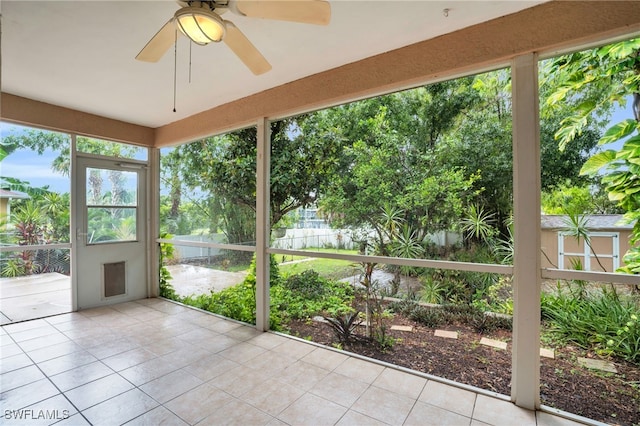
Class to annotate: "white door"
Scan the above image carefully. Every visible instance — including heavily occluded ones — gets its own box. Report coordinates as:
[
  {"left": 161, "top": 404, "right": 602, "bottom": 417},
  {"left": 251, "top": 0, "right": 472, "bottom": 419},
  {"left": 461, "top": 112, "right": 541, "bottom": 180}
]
[{"left": 75, "top": 156, "right": 148, "bottom": 309}]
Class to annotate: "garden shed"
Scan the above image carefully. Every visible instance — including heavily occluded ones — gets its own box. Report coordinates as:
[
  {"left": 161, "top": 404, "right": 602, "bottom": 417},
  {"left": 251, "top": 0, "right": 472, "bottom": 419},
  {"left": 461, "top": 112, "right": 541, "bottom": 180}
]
[{"left": 541, "top": 214, "right": 636, "bottom": 272}]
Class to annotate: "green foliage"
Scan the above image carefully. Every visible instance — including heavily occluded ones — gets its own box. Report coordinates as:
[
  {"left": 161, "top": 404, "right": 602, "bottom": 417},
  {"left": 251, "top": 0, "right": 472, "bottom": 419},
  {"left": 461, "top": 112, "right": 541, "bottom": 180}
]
[
  {"left": 542, "top": 288, "right": 640, "bottom": 363},
  {"left": 282, "top": 269, "right": 327, "bottom": 300},
  {"left": 549, "top": 38, "right": 640, "bottom": 274},
  {"left": 159, "top": 233, "right": 177, "bottom": 300},
  {"left": 542, "top": 183, "right": 620, "bottom": 215},
  {"left": 273, "top": 272, "right": 354, "bottom": 324},
  {"left": 324, "top": 310, "right": 360, "bottom": 343},
  {"left": 181, "top": 258, "right": 353, "bottom": 331},
  {"left": 389, "top": 300, "right": 512, "bottom": 332},
  {"left": 460, "top": 204, "right": 496, "bottom": 245},
  {"left": 419, "top": 277, "right": 446, "bottom": 304}
]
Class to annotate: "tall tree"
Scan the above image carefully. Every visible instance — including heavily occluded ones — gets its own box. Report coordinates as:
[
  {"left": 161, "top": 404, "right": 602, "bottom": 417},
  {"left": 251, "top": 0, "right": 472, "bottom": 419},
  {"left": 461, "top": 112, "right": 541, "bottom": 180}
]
[{"left": 549, "top": 38, "right": 640, "bottom": 273}]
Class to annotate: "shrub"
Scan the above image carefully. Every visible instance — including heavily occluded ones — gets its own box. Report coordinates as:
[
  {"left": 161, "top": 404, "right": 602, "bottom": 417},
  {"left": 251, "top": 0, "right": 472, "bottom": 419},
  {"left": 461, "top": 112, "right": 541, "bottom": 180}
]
[
  {"left": 324, "top": 310, "right": 360, "bottom": 343},
  {"left": 283, "top": 269, "right": 326, "bottom": 300},
  {"left": 408, "top": 306, "right": 446, "bottom": 328},
  {"left": 542, "top": 287, "right": 640, "bottom": 364}
]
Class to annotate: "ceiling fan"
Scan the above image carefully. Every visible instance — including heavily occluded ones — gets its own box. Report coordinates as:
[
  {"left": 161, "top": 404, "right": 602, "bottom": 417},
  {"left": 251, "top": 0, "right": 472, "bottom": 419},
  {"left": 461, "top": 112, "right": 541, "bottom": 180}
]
[{"left": 136, "top": 0, "right": 331, "bottom": 75}]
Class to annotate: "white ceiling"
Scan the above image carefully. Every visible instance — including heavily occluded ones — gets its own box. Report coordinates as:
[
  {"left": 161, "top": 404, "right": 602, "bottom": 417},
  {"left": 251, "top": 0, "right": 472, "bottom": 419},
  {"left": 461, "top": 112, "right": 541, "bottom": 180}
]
[{"left": 1, "top": 1, "right": 544, "bottom": 128}]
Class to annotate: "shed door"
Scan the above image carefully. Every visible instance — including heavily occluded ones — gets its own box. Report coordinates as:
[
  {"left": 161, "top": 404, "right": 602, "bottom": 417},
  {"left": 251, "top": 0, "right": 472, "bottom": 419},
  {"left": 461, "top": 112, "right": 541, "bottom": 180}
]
[{"left": 558, "top": 232, "right": 619, "bottom": 272}]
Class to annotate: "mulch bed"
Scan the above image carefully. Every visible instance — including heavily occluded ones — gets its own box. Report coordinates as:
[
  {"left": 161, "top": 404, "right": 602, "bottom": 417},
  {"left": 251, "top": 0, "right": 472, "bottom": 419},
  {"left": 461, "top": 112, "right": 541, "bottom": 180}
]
[{"left": 285, "top": 313, "right": 640, "bottom": 425}]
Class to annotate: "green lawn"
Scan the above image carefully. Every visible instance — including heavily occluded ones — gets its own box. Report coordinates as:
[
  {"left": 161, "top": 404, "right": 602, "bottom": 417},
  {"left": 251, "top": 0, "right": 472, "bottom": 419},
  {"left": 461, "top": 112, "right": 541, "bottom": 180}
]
[{"left": 277, "top": 248, "right": 360, "bottom": 281}]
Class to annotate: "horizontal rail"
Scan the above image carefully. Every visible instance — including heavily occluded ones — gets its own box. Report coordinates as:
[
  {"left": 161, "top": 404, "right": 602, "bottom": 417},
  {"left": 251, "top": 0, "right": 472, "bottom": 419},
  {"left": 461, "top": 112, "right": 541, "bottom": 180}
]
[
  {"left": 156, "top": 238, "right": 256, "bottom": 253},
  {"left": 0, "top": 243, "right": 72, "bottom": 253},
  {"left": 267, "top": 248, "right": 514, "bottom": 275},
  {"left": 542, "top": 268, "right": 640, "bottom": 286}
]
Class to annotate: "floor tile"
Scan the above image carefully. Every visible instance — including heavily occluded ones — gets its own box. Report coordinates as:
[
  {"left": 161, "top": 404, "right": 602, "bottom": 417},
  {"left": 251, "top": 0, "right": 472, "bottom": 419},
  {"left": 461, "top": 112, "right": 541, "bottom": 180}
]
[
  {"left": 0, "top": 378, "right": 59, "bottom": 412},
  {"left": 301, "top": 347, "right": 349, "bottom": 371},
  {"left": 419, "top": 380, "right": 477, "bottom": 418},
  {"left": 225, "top": 325, "right": 262, "bottom": 341},
  {"left": 139, "top": 369, "right": 203, "bottom": 403},
  {"left": 405, "top": 400, "right": 471, "bottom": 426},
  {"left": 240, "top": 378, "right": 306, "bottom": 416},
  {"left": 17, "top": 332, "right": 70, "bottom": 352},
  {"left": 279, "top": 360, "right": 330, "bottom": 391},
  {"left": 8, "top": 394, "right": 78, "bottom": 426},
  {"left": 0, "top": 365, "right": 46, "bottom": 392},
  {"left": 49, "top": 361, "right": 114, "bottom": 391},
  {"left": 335, "top": 410, "right": 388, "bottom": 426},
  {"left": 472, "top": 394, "right": 536, "bottom": 426},
  {"left": 245, "top": 350, "right": 297, "bottom": 378},
  {"left": 0, "top": 343, "right": 23, "bottom": 359},
  {"left": 37, "top": 350, "right": 98, "bottom": 376},
  {"left": 82, "top": 388, "right": 158, "bottom": 425},
  {"left": 278, "top": 393, "right": 348, "bottom": 426},
  {"left": 85, "top": 337, "right": 139, "bottom": 359},
  {"left": 177, "top": 327, "right": 221, "bottom": 346},
  {"left": 211, "top": 364, "right": 271, "bottom": 397},
  {"left": 218, "top": 341, "right": 267, "bottom": 364},
  {"left": 0, "top": 352, "right": 33, "bottom": 374},
  {"left": 373, "top": 367, "right": 427, "bottom": 399},
  {"left": 271, "top": 338, "right": 316, "bottom": 360},
  {"left": 310, "top": 372, "right": 369, "bottom": 407},
  {"left": 199, "top": 398, "right": 274, "bottom": 426},
  {"left": 164, "top": 383, "right": 234, "bottom": 424},
  {"left": 6, "top": 324, "right": 59, "bottom": 342},
  {"left": 196, "top": 333, "right": 241, "bottom": 353},
  {"left": 333, "top": 356, "right": 384, "bottom": 384},
  {"left": 182, "top": 353, "right": 240, "bottom": 382},
  {"left": 53, "top": 413, "right": 91, "bottom": 426},
  {"left": 26, "top": 340, "right": 82, "bottom": 363},
  {"left": 119, "top": 356, "right": 181, "bottom": 386},
  {"left": 0, "top": 334, "right": 15, "bottom": 347},
  {"left": 351, "top": 385, "right": 415, "bottom": 425},
  {"left": 248, "top": 331, "right": 289, "bottom": 350},
  {"left": 3, "top": 319, "right": 50, "bottom": 333},
  {"left": 125, "top": 406, "right": 189, "bottom": 426},
  {"left": 64, "top": 373, "right": 134, "bottom": 411},
  {"left": 159, "top": 345, "right": 210, "bottom": 369},
  {"left": 101, "top": 347, "right": 157, "bottom": 371},
  {"left": 206, "top": 319, "right": 244, "bottom": 334}
]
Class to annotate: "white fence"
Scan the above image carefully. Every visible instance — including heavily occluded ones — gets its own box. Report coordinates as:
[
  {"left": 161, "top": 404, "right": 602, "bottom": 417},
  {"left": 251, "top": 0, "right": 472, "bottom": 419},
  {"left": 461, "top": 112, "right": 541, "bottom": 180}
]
[
  {"left": 271, "top": 229, "right": 462, "bottom": 251},
  {"left": 271, "top": 229, "right": 355, "bottom": 250}
]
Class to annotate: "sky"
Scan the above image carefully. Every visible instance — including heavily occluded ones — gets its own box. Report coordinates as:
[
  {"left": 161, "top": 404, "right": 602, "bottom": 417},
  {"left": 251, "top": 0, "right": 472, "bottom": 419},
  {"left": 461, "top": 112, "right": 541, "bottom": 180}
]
[{"left": 0, "top": 97, "right": 637, "bottom": 196}]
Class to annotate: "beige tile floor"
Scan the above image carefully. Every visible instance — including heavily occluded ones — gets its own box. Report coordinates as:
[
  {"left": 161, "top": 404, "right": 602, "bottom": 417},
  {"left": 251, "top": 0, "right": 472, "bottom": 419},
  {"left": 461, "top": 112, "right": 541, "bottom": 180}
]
[{"left": 1, "top": 298, "right": 588, "bottom": 426}]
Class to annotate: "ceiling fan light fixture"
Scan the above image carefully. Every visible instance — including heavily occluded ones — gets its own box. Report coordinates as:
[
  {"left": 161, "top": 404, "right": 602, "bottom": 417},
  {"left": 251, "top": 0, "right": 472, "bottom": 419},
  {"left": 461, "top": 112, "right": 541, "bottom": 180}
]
[{"left": 175, "top": 6, "right": 226, "bottom": 45}]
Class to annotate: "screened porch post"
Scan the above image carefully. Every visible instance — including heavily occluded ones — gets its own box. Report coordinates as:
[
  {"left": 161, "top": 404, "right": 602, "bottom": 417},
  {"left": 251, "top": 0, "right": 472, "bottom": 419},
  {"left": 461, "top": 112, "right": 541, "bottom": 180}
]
[
  {"left": 256, "top": 117, "right": 271, "bottom": 331},
  {"left": 511, "top": 53, "right": 541, "bottom": 410}
]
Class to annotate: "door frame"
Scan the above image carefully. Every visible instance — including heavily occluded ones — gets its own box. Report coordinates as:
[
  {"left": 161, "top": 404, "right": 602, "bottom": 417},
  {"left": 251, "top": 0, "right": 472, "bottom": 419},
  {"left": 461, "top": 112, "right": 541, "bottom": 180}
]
[{"left": 71, "top": 142, "right": 152, "bottom": 310}]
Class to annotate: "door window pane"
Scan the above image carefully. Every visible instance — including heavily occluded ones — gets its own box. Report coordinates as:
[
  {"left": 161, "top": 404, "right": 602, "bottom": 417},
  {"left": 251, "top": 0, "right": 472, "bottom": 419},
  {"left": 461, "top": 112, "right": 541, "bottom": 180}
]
[{"left": 86, "top": 168, "right": 137, "bottom": 244}]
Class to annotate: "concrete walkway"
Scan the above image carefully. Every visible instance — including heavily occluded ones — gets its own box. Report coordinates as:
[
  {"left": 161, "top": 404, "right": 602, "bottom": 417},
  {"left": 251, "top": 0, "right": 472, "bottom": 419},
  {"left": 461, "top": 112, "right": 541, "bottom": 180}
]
[{"left": 0, "top": 272, "right": 71, "bottom": 325}]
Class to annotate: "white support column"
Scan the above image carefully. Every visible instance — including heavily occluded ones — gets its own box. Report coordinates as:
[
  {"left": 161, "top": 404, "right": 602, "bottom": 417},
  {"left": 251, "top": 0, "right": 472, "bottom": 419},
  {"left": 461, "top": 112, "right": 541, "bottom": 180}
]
[
  {"left": 255, "top": 118, "right": 271, "bottom": 331},
  {"left": 70, "top": 134, "right": 78, "bottom": 312},
  {"left": 148, "top": 147, "right": 160, "bottom": 298},
  {"left": 511, "top": 53, "right": 541, "bottom": 410}
]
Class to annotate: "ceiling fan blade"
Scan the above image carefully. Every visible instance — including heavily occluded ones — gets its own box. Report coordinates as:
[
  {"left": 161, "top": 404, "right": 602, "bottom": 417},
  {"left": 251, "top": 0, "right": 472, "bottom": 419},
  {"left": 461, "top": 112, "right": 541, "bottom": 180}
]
[
  {"left": 223, "top": 21, "right": 272, "bottom": 75},
  {"left": 136, "top": 19, "right": 177, "bottom": 62},
  {"left": 235, "top": 0, "right": 330, "bottom": 26}
]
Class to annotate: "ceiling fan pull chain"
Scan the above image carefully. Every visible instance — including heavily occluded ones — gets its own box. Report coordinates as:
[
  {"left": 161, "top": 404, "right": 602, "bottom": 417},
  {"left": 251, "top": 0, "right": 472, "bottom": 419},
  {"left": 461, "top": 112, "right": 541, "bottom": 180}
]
[{"left": 173, "top": 28, "right": 178, "bottom": 113}]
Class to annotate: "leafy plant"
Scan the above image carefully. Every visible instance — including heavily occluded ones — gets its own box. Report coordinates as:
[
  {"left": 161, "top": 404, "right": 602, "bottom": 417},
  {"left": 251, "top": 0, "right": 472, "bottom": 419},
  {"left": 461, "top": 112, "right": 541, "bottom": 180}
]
[
  {"left": 159, "top": 233, "right": 177, "bottom": 300},
  {"left": 541, "top": 287, "right": 640, "bottom": 363},
  {"left": 419, "top": 277, "right": 445, "bottom": 304},
  {"left": 324, "top": 310, "right": 360, "bottom": 343},
  {"left": 460, "top": 203, "right": 496, "bottom": 246}
]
